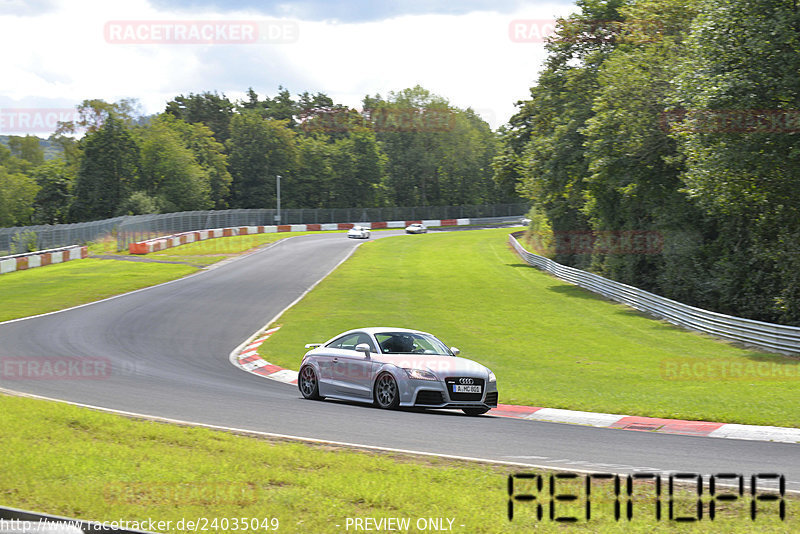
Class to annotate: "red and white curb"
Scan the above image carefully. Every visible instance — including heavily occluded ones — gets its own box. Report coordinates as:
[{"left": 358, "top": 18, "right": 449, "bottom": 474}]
[
  {"left": 490, "top": 406, "right": 800, "bottom": 443},
  {"left": 233, "top": 326, "right": 298, "bottom": 385},
  {"left": 231, "top": 331, "right": 800, "bottom": 444}
]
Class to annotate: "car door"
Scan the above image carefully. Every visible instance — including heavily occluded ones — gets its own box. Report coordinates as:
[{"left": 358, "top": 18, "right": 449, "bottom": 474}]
[
  {"left": 318, "top": 333, "right": 358, "bottom": 395},
  {"left": 313, "top": 346, "right": 337, "bottom": 396},
  {"left": 329, "top": 332, "right": 376, "bottom": 399}
]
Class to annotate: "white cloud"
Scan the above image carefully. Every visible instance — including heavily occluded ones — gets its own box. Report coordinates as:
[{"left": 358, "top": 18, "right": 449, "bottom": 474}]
[
  {"left": 0, "top": 0, "right": 575, "bottom": 134},
  {"left": 289, "top": 5, "right": 574, "bottom": 127}
]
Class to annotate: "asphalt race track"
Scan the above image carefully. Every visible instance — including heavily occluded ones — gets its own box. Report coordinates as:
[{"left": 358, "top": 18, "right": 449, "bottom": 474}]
[{"left": 1, "top": 231, "right": 798, "bottom": 492}]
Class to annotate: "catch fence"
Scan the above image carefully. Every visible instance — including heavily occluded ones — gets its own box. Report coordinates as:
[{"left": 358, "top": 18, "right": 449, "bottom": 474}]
[{"left": 0, "top": 203, "right": 528, "bottom": 254}]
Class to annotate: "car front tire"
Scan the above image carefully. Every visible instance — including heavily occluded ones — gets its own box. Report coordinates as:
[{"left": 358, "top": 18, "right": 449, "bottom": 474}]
[
  {"left": 299, "top": 365, "right": 323, "bottom": 400},
  {"left": 462, "top": 407, "right": 490, "bottom": 416},
  {"left": 373, "top": 372, "right": 400, "bottom": 409}
]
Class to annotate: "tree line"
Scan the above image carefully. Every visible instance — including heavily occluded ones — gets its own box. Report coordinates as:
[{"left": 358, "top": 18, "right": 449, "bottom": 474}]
[
  {"left": 496, "top": 0, "right": 800, "bottom": 326},
  {"left": 0, "top": 85, "right": 516, "bottom": 227}
]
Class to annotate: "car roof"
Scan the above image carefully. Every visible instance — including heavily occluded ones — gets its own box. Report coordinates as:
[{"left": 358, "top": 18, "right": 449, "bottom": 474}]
[
  {"left": 330, "top": 327, "right": 432, "bottom": 339},
  {"left": 318, "top": 327, "right": 445, "bottom": 348}
]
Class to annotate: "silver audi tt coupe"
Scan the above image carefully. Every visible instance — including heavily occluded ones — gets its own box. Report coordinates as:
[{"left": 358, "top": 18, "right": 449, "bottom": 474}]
[{"left": 298, "top": 327, "right": 498, "bottom": 415}]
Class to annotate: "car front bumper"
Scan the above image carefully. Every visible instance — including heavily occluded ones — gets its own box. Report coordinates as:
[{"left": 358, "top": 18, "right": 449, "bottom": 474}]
[{"left": 397, "top": 378, "right": 498, "bottom": 409}]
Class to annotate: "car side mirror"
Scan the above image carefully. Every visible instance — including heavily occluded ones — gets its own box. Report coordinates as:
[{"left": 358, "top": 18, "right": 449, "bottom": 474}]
[
  {"left": 355, "top": 343, "right": 372, "bottom": 358},
  {"left": 450, "top": 347, "right": 460, "bottom": 356}
]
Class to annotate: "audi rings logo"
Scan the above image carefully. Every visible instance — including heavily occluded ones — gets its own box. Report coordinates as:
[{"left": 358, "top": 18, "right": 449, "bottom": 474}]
[{"left": 459, "top": 378, "right": 475, "bottom": 385}]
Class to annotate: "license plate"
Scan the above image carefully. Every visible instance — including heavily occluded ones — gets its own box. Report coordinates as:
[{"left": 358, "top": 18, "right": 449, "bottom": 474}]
[{"left": 453, "top": 385, "right": 482, "bottom": 394}]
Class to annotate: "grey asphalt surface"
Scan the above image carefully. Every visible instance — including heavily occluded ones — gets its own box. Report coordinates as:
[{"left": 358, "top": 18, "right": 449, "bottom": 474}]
[{"left": 1, "top": 230, "right": 798, "bottom": 494}]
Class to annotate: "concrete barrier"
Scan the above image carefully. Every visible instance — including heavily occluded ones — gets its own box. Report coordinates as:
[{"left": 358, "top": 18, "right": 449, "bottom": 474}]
[{"left": 0, "top": 245, "right": 89, "bottom": 276}]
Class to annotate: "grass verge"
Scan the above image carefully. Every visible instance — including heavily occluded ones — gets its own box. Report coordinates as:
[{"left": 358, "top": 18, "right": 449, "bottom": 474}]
[
  {"left": 0, "top": 231, "right": 332, "bottom": 323},
  {"left": 259, "top": 228, "right": 800, "bottom": 427},
  {"left": 146, "top": 231, "right": 323, "bottom": 261},
  {"left": 0, "top": 259, "right": 197, "bottom": 323},
  {"left": 0, "top": 394, "right": 792, "bottom": 534}
]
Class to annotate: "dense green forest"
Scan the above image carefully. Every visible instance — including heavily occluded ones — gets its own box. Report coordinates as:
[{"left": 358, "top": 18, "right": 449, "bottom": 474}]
[
  {"left": 497, "top": 0, "right": 800, "bottom": 325},
  {"left": 0, "top": 85, "right": 515, "bottom": 228}
]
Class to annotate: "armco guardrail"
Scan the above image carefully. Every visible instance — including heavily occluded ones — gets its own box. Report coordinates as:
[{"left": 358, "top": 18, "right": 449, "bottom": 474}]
[
  {"left": 509, "top": 233, "right": 800, "bottom": 355},
  {"left": 0, "top": 245, "right": 88, "bottom": 275}
]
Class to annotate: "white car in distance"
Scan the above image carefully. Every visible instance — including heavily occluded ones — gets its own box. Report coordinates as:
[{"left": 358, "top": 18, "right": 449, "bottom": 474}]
[
  {"left": 347, "top": 225, "right": 371, "bottom": 239},
  {"left": 405, "top": 223, "right": 428, "bottom": 234}
]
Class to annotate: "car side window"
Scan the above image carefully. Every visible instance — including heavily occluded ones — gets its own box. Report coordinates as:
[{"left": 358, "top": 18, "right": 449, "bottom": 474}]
[
  {"left": 327, "top": 334, "right": 360, "bottom": 350},
  {"left": 328, "top": 333, "right": 375, "bottom": 352},
  {"left": 356, "top": 333, "right": 377, "bottom": 353}
]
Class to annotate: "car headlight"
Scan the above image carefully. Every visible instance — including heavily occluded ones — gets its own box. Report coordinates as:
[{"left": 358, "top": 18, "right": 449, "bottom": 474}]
[
  {"left": 488, "top": 371, "right": 496, "bottom": 383},
  {"left": 404, "top": 368, "right": 438, "bottom": 381}
]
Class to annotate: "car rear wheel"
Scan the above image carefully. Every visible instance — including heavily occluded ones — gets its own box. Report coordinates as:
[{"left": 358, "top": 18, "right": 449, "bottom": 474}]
[
  {"left": 462, "top": 407, "right": 490, "bottom": 416},
  {"left": 374, "top": 373, "right": 400, "bottom": 409},
  {"left": 299, "top": 365, "right": 322, "bottom": 400}
]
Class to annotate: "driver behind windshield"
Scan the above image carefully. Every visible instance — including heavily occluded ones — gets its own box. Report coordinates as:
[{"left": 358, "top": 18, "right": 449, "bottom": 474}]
[{"left": 380, "top": 334, "right": 414, "bottom": 353}]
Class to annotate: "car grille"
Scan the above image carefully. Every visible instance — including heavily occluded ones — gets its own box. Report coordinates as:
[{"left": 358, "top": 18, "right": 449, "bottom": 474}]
[
  {"left": 445, "top": 377, "right": 485, "bottom": 401},
  {"left": 415, "top": 390, "right": 444, "bottom": 405},
  {"left": 485, "top": 392, "right": 498, "bottom": 407}
]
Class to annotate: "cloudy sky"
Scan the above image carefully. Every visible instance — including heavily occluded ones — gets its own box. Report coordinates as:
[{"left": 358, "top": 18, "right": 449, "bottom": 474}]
[{"left": 0, "top": 0, "right": 576, "bottom": 134}]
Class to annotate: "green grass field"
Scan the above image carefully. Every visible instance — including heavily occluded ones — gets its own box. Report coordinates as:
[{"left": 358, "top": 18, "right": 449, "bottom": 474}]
[
  {"left": 90, "top": 232, "right": 328, "bottom": 267},
  {"left": 0, "top": 259, "right": 197, "bottom": 323},
  {"left": 144, "top": 232, "right": 323, "bottom": 266},
  {"left": 0, "top": 394, "right": 792, "bottom": 534},
  {"left": 259, "top": 228, "right": 800, "bottom": 427},
  {"left": 148, "top": 231, "right": 322, "bottom": 257}
]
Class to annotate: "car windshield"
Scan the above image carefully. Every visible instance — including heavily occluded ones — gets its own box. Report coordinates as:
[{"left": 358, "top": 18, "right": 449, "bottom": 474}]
[{"left": 375, "top": 332, "right": 451, "bottom": 355}]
